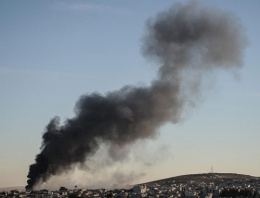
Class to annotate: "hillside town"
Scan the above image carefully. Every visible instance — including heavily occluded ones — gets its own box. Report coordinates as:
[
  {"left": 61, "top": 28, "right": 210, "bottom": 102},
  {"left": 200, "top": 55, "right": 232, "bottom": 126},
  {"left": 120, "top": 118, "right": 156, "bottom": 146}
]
[{"left": 1, "top": 174, "right": 260, "bottom": 198}]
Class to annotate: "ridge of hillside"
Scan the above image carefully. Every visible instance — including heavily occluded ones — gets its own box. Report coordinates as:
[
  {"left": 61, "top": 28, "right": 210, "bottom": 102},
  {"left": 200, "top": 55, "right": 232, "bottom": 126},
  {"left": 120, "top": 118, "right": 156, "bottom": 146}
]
[{"left": 140, "top": 173, "right": 260, "bottom": 186}]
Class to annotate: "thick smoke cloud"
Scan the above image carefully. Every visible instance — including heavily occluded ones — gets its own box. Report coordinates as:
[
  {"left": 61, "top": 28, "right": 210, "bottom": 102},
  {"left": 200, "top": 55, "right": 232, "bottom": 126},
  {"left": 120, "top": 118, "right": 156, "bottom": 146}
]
[{"left": 26, "top": 1, "right": 247, "bottom": 190}]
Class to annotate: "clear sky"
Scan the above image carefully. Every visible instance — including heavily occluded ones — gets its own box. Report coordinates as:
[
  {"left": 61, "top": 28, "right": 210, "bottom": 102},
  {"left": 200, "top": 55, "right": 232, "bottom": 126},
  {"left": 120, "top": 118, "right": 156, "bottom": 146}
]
[{"left": 0, "top": 0, "right": 259, "bottom": 189}]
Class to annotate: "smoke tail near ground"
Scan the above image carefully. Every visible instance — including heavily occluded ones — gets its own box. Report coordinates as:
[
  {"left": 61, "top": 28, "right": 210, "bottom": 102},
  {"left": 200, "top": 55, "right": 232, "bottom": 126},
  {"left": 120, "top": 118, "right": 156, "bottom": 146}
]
[{"left": 26, "top": 1, "right": 247, "bottom": 190}]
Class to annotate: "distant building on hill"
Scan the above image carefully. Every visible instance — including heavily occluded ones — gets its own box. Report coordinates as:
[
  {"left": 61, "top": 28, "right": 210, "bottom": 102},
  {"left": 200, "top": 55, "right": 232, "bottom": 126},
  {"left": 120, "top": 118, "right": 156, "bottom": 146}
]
[{"left": 133, "top": 185, "right": 146, "bottom": 194}]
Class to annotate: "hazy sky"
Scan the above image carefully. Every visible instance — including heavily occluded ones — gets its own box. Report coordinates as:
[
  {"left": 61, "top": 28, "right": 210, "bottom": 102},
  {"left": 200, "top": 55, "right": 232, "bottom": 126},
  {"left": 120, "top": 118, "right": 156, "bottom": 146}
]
[{"left": 0, "top": 0, "right": 259, "bottom": 189}]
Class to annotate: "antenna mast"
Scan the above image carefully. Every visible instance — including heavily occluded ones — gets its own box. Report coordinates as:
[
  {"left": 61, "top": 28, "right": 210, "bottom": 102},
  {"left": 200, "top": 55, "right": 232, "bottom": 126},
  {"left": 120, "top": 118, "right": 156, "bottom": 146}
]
[{"left": 211, "top": 166, "right": 213, "bottom": 173}]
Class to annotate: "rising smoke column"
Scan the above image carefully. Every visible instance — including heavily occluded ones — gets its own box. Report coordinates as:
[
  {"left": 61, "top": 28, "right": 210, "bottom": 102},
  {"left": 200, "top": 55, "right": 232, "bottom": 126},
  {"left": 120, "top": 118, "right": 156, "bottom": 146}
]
[{"left": 26, "top": 1, "right": 247, "bottom": 190}]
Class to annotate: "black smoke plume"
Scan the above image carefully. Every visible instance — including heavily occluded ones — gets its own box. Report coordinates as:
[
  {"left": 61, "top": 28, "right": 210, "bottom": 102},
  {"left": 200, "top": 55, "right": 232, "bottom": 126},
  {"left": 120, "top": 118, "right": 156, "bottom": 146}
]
[{"left": 26, "top": 1, "right": 247, "bottom": 190}]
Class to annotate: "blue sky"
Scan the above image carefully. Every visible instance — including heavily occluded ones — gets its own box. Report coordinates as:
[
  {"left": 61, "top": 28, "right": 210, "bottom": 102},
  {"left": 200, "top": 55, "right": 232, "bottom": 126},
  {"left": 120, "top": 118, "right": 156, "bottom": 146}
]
[{"left": 0, "top": 0, "right": 259, "bottom": 188}]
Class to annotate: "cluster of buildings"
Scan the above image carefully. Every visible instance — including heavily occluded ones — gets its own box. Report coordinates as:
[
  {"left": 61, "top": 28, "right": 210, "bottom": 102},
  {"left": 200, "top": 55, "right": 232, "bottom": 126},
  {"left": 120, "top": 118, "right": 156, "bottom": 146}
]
[{"left": 1, "top": 174, "right": 260, "bottom": 197}]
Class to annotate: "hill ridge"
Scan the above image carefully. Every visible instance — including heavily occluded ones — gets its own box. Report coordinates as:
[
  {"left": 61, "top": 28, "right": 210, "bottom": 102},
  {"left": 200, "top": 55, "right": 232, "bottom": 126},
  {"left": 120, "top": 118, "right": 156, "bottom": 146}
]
[{"left": 139, "top": 173, "right": 259, "bottom": 186}]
